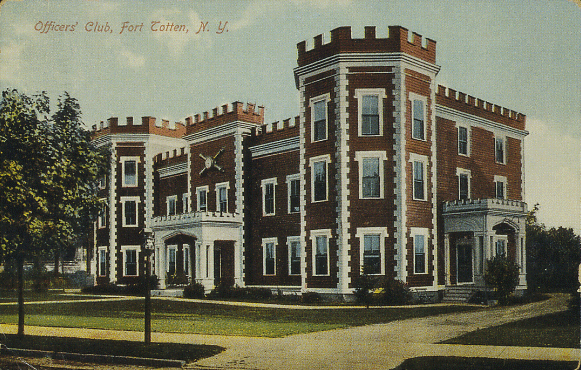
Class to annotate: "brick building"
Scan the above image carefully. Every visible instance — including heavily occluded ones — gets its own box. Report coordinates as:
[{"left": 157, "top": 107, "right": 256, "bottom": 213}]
[{"left": 90, "top": 26, "right": 528, "bottom": 300}]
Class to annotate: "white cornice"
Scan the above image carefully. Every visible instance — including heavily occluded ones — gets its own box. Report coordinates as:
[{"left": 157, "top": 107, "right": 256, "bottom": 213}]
[
  {"left": 183, "top": 121, "right": 258, "bottom": 144},
  {"left": 436, "top": 104, "right": 528, "bottom": 138},
  {"left": 158, "top": 162, "right": 188, "bottom": 178},
  {"left": 249, "top": 136, "right": 300, "bottom": 158}
]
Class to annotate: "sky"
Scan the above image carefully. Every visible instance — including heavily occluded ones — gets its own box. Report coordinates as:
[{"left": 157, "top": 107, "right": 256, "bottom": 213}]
[{"left": 0, "top": 0, "right": 579, "bottom": 233}]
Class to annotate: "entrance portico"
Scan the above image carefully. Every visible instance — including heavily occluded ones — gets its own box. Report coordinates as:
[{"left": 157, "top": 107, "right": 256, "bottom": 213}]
[
  {"left": 442, "top": 199, "right": 527, "bottom": 292},
  {"left": 151, "top": 211, "right": 243, "bottom": 291}
]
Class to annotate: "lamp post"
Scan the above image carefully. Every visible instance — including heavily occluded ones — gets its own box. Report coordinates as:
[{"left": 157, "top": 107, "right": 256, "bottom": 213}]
[{"left": 141, "top": 227, "right": 154, "bottom": 344}]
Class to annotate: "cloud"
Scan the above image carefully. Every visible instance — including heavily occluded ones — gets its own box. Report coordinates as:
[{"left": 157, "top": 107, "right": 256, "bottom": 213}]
[
  {"left": 149, "top": 8, "right": 208, "bottom": 56},
  {"left": 0, "top": 41, "right": 24, "bottom": 85},
  {"left": 525, "top": 118, "right": 581, "bottom": 232},
  {"left": 117, "top": 49, "right": 146, "bottom": 68}
]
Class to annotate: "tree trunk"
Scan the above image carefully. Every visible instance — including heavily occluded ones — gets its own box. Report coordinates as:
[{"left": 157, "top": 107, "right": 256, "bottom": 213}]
[{"left": 17, "top": 253, "right": 25, "bottom": 337}]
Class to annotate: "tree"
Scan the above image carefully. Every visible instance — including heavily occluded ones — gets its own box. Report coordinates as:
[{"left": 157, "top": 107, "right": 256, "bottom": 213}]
[
  {"left": 526, "top": 205, "right": 581, "bottom": 293},
  {"left": 0, "top": 89, "right": 106, "bottom": 336},
  {"left": 484, "top": 255, "right": 520, "bottom": 304}
]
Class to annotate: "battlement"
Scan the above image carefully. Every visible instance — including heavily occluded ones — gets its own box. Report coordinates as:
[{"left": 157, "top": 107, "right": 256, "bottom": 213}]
[
  {"left": 254, "top": 116, "right": 300, "bottom": 136},
  {"left": 185, "top": 101, "right": 264, "bottom": 135},
  {"left": 153, "top": 147, "right": 188, "bottom": 166},
  {"left": 297, "top": 26, "right": 436, "bottom": 67},
  {"left": 436, "top": 85, "right": 526, "bottom": 129},
  {"left": 91, "top": 116, "right": 186, "bottom": 139}
]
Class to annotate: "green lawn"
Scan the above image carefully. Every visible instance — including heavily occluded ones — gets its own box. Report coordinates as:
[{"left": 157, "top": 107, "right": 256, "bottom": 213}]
[
  {"left": 0, "top": 297, "right": 479, "bottom": 337},
  {"left": 442, "top": 308, "right": 580, "bottom": 348},
  {"left": 0, "top": 290, "right": 105, "bottom": 303}
]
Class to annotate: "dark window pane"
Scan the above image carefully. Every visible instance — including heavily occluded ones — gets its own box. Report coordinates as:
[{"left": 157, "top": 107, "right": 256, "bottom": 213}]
[
  {"left": 362, "top": 158, "right": 380, "bottom": 198},
  {"left": 290, "top": 179, "right": 300, "bottom": 213},
  {"left": 313, "top": 161, "right": 326, "bottom": 201},
  {"left": 413, "top": 100, "right": 424, "bottom": 140},
  {"left": 362, "top": 95, "right": 379, "bottom": 135}
]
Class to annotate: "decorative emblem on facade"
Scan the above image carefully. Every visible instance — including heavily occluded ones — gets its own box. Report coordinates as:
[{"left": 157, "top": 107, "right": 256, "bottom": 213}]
[{"left": 199, "top": 148, "right": 225, "bottom": 175}]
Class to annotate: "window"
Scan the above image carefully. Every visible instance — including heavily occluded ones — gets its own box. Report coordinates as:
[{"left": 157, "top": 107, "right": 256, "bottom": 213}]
[
  {"left": 311, "top": 95, "right": 329, "bottom": 142},
  {"left": 311, "top": 229, "right": 331, "bottom": 276},
  {"left": 355, "top": 151, "right": 387, "bottom": 199},
  {"left": 356, "top": 89, "right": 386, "bottom": 137},
  {"left": 122, "top": 247, "right": 139, "bottom": 276},
  {"left": 97, "top": 200, "right": 107, "bottom": 229},
  {"left": 216, "top": 182, "right": 229, "bottom": 213},
  {"left": 412, "top": 228, "right": 429, "bottom": 274},
  {"left": 495, "top": 237, "right": 507, "bottom": 256},
  {"left": 262, "top": 238, "right": 277, "bottom": 275},
  {"left": 120, "top": 196, "right": 139, "bottom": 227},
  {"left": 98, "top": 247, "right": 107, "bottom": 276},
  {"left": 357, "top": 227, "right": 387, "bottom": 275},
  {"left": 182, "top": 193, "right": 189, "bottom": 213},
  {"left": 310, "top": 155, "right": 330, "bottom": 202},
  {"left": 121, "top": 157, "right": 139, "bottom": 187},
  {"left": 495, "top": 136, "right": 506, "bottom": 164},
  {"left": 261, "top": 178, "right": 277, "bottom": 216},
  {"left": 196, "top": 186, "right": 208, "bottom": 212},
  {"left": 456, "top": 168, "right": 471, "bottom": 201},
  {"left": 494, "top": 175, "right": 507, "bottom": 199},
  {"left": 167, "top": 195, "right": 177, "bottom": 216},
  {"left": 287, "top": 237, "right": 301, "bottom": 276},
  {"left": 183, "top": 245, "right": 190, "bottom": 276},
  {"left": 411, "top": 97, "right": 426, "bottom": 141},
  {"left": 167, "top": 246, "right": 176, "bottom": 276},
  {"left": 458, "top": 126, "right": 469, "bottom": 156},
  {"left": 410, "top": 154, "right": 428, "bottom": 201},
  {"left": 286, "top": 174, "right": 300, "bottom": 214}
]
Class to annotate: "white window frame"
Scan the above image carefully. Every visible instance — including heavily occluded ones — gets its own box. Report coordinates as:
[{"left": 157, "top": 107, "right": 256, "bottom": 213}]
[
  {"left": 456, "top": 123, "right": 471, "bottom": 157},
  {"left": 310, "top": 93, "right": 330, "bottom": 143},
  {"left": 215, "top": 182, "right": 230, "bottom": 213},
  {"left": 167, "top": 245, "right": 177, "bottom": 275},
  {"left": 287, "top": 236, "right": 301, "bottom": 276},
  {"left": 494, "top": 235, "right": 508, "bottom": 256},
  {"left": 97, "top": 198, "right": 107, "bottom": 229},
  {"left": 286, "top": 174, "right": 300, "bottom": 214},
  {"left": 261, "top": 178, "right": 277, "bottom": 216},
  {"left": 121, "top": 245, "right": 139, "bottom": 277},
  {"left": 98, "top": 176, "right": 107, "bottom": 190},
  {"left": 120, "top": 156, "right": 140, "bottom": 188},
  {"left": 183, "top": 244, "right": 190, "bottom": 276},
  {"left": 456, "top": 168, "right": 472, "bottom": 201},
  {"left": 411, "top": 227, "right": 429, "bottom": 275},
  {"left": 120, "top": 196, "right": 140, "bottom": 227},
  {"left": 262, "top": 237, "right": 277, "bottom": 276},
  {"left": 196, "top": 186, "right": 209, "bottom": 212},
  {"left": 410, "top": 93, "right": 427, "bottom": 141},
  {"left": 182, "top": 193, "right": 189, "bottom": 214},
  {"left": 97, "top": 246, "right": 107, "bottom": 277},
  {"left": 310, "top": 229, "right": 332, "bottom": 276},
  {"left": 495, "top": 135, "right": 507, "bottom": 164},
  {"left": 355, "top": 151, "right": 387, "bottom": 199},
  {"left": 166, "top": 195, "right": 177, "bottom": 216},
  {"left": 355, "top": 88, "right": 386, "bottom": 137},
  {"left": 356, "top": 227, "right": 388, "bottom": 276},
  {"left": 309, "top": 154, "right": 331, "bottom": 203},
  {"left": 494, "top": 175, "right": 508, "bottom": 199},
  {"left": 409, "top": 153, "right": 428, "bottom": 201}
]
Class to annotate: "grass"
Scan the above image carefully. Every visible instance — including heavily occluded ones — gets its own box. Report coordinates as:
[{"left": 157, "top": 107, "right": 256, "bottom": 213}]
[
  {"left": 392, "top": 356, "right": 578, "bottom": 370},
  {"left": 0, "top": 297, "right": 479, "bottom": 337},
  {"left": 0, "top": 290, "right": 104, "bottom": 303},
  {"left": 0, "top": 334, "right": 223, "bottom": 363},
  {"left": 442, "top": 308, "right": 580, "bottom": 348}
]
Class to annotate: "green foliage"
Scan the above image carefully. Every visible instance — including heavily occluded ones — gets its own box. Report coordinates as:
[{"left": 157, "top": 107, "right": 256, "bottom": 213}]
[
  {"left": 484, "top": 255, "right": 520, "bottom": 304},
  {"left": 183, "top": 282, "right": 206, "bottom": 299},
  {"left": 353, "top": 268, "right": 412, "bottom": 306},
  {"left": 354, "top": 264, "right": 378, "bottom": 307}
]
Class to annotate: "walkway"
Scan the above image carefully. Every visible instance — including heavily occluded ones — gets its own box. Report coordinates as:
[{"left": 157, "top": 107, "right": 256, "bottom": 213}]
[{"left": 0, "top": 294, "right": 578, "bottom": 369}]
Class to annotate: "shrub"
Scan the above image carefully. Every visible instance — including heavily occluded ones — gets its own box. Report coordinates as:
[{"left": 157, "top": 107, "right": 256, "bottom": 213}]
[
  {"left": 246, "top": 287, "right": 272, "bottom": 300},
  {"left": 484, "top": 255, "right": 520, "bottom": 304},
  {"left": 354, "top": 265, "right": 378, "bottom": 307},
  {"left": 301, "top": 291, "right": 322, "bottom": 304},
  {"left": 374, "top": 276, "right": 412, "bottom": 306},
  {"left": 167, "top": 272, "right": 189, "bottom": 286},
  {"left": 183, "top": 282, "right": 206, "bottom": 299}
]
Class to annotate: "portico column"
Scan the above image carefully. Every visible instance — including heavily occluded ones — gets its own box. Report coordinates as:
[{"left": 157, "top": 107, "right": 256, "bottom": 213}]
[
  {"left": 233, "top": 240, "right": 242, "bottom": 287},
  {"left": 444, "top": 234, "right": 451, "bottom": 285}
]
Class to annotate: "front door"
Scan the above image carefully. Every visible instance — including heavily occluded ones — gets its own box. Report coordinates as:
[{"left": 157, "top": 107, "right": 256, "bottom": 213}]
[{"left": 457, "top": 244, "right": 473, "bottom": 283}]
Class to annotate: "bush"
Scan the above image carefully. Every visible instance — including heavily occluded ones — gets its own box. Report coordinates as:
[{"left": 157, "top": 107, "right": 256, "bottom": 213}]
[
  {"left": 354, "top": 265, "right": 378, "bottom": 307},
  {"left": 167, "top": 272, "right": 189, "bottom": 286},
  {"left": 374, "top": 276, "right": 412, "bottom": 306},
  {"left": 183, "top": 282, "right": 206, "bottom": 299},
  {"left": 301, "top": 291, "right": 322, "bottom": 304},
  {"left": 484, "top": 255, "right": 520, "bottom": 304}
]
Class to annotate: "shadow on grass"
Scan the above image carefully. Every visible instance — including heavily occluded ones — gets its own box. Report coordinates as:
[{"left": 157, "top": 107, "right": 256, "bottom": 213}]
[
  {"left": 0, "top": 334, "right": 223, "bottom": 363},
  {"left": 392, "top": 356, "right": 579, "bottom": 370}
]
